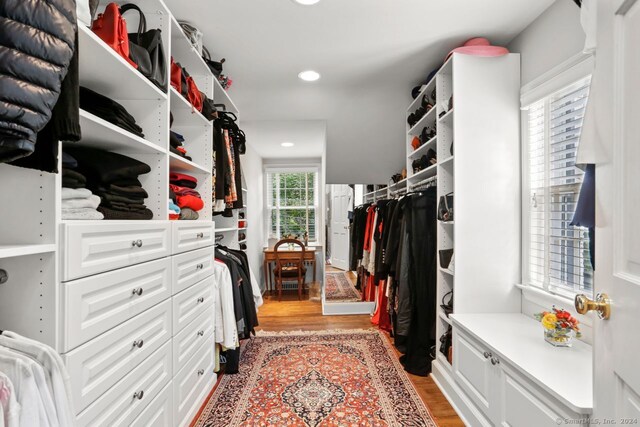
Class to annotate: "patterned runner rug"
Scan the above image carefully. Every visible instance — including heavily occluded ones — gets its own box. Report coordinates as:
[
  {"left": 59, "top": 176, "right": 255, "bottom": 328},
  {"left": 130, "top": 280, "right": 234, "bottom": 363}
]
[
  {"left": 194, "top": 329, "right": 436, "bottom": 427},
  {"left": 324, "top": 272, "right": 361, "bottom": 302}
]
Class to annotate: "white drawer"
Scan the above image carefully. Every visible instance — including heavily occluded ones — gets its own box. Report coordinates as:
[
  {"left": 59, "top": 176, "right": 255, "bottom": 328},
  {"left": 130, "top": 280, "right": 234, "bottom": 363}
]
[
  {"left": 130, "top": 382, "right": 173, "bottom": 427},
  {"left": 77, "top": 341, "right": 172, "bottom": 427},
  {"left": 64, "top": 300, "right": 172, "bottom": 412},
  {"left": 61, "top": 221, "right": 171, "bottom": 281},
  {"left": 172, "top": 276, "right": 213, "bottom": 335},
  {"left": 173, "top": 306, "right": 214, "bottom": 372},
  {"left": 172, "top": 246, "right": 214, "bottom": 295},
  {"left": 173, "top": 340, "right": 215, "bottom": 427},
  {"left": 61, "top": 257, "right": 171, "bottom": 352},
  {"left": 172, "top": 222, "right": 214, "bottom": 254}
]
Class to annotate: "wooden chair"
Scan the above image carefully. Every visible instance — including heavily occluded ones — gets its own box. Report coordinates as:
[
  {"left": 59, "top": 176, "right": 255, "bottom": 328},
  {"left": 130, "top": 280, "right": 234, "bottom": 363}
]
[{"left": 273, "top": 239, "right": 307, "bottom": 301}]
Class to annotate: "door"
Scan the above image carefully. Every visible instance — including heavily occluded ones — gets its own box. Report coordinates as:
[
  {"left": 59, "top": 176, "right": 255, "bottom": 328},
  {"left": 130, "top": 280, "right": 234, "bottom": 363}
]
[
  {"left": 578, "top": 0, "right": 640, "bottom": 421},
  {"left": 329, "top": 185, "right": 352, "bottom": 270}
]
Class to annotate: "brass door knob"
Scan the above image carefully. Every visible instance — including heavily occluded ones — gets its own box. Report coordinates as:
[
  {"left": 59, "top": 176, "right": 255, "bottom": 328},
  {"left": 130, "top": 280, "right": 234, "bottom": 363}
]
[{"left": 575, "top": 293, "right": 611, "bottom": 319}]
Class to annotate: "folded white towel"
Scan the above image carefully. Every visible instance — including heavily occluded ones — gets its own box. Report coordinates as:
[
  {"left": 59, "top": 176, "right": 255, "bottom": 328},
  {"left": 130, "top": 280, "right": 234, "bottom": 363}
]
[
  {"left": 61, "top": 195, "right": 101, "bottom": 209},
  {"left": 61, "top": 208, "right": 104, "bottom": 220},
  {"left": 61, "top": 188, "right": 93, "bottom": 200}
]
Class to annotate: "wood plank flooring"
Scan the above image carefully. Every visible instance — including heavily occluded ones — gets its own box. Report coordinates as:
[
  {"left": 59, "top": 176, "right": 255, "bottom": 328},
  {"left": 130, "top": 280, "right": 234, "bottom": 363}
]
[{"left": 256, "top": 293, "right": 464, "bottom": 427}]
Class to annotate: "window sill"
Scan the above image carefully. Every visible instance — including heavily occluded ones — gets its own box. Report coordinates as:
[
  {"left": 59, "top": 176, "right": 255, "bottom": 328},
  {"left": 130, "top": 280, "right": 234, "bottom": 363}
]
[{"left": 515, "top": 283, "right": 594, "bottom": 328}]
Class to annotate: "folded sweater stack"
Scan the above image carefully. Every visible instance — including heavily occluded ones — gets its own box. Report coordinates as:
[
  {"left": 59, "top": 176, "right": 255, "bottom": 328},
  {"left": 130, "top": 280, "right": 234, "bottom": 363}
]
[
  {"left": 170, "top": 131, "right": 191, "bottom": 161},
  {"left": 61, "top": 152, "right": 104, "bottom": 220},
  {"left": 80, "top": 87, "right": 144, "bottom": 138},
  {"left": 170, "top": 172, "right": 203, "bottom": 220},
  {"left": 65, "top": 147, "right": 154, "bottom": 220}
]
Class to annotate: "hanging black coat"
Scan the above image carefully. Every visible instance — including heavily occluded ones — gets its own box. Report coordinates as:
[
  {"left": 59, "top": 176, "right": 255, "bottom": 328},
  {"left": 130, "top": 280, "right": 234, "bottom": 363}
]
[{"left": 0, "top": 0, "right": 77, "bottom": 163}]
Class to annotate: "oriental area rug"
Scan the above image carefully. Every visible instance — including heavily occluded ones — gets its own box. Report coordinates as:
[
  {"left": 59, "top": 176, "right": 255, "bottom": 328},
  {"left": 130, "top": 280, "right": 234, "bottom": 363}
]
[
  {"left": 194, "top": 329, "right": 437, "bottom": 427},
  {"left": 324, "top": 272, "right": 361, "bottom": 302}
]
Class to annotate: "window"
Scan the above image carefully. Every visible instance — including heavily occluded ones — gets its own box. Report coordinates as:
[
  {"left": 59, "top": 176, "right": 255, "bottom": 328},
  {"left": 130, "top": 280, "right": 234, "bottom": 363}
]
[
  {"left": 523, "top": 75, "right": 593, "bottom": 298},
  {"left": 266, "top": 168, "right": 318, "bottom": 241}
]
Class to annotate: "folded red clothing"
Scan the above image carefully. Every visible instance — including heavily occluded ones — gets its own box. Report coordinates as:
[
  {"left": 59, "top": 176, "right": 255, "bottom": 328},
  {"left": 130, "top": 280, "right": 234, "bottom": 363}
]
[
  {"left": 170, "top": 184, "right": 201, "bottom": 198},
  {"left": 169, "top": 172, "right": 197, "bottom": 184},
  {"left": 176, "top": 194, "right": 204, "bottom": 212},
  {"left": 176, "top": 147, "right": 187, "bottom": 154}
]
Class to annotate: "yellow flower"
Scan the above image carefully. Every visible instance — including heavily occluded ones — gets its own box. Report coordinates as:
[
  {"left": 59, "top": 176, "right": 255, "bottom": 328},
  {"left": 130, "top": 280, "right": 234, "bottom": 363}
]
[{"left": 541, "top": 313, "right": 557, "bottom": 330}]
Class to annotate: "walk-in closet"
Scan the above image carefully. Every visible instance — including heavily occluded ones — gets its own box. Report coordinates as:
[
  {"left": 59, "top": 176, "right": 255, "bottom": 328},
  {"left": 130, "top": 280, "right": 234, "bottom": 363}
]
[{"left": 0, "top": 0, "right": 637, "bottom": 426}]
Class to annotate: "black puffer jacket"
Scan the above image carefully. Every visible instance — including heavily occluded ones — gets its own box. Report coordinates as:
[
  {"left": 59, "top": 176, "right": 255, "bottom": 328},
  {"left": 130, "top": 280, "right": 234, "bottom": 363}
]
[{"left": 0, "top": 0, "right": 77, "bottom": 163}]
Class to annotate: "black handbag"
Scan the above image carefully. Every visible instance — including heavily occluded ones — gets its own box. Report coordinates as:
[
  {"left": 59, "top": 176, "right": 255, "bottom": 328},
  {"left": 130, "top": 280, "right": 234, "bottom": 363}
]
[
  {"left": 202, "top": 46, "right": 225, "bottom": 78},
  {"left": 440, "top": 290, "right": 453, "bottom": 317},
  {"left": 437, "top": 192, "right": 453, "bottom": 222},
  {"left": 439, "top": 249, "right": 453, "bottom": 269},
  {"left": 439, "top": 326, "right": 452, "bottom": 358},
  {"left": 201, "top": 94, "right": 218, "bottom": 121},
  {"left": 120, "top": 4, "right": 167, "bottom": 92}
]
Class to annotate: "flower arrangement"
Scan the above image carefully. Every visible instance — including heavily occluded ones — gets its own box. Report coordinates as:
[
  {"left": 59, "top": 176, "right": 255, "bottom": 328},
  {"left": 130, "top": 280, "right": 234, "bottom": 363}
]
[{"left": 535, "top": 306, "right": 581, "bottom": 347}]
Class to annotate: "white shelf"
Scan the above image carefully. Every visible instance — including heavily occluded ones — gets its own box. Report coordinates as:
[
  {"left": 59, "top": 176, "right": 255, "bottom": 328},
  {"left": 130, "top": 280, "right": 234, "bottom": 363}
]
[
  {"left": 169, "top": 16, "right": 211, "bottom": 77},
  {"left": 214, "top": 78, "right": 239, "bottom": 115},
  {"left": 407, "top": 74, "right": 438, "bottom": 112},
  {"left": 408, "top": 106, "right": 437, "bottom": 136},
  {"left": 215, "top": 227, "right": 238, "bottom": 233},
  {"left": 72, "top": 110, "right": 166, "bottom": 155},
  {"left": 439, "top": 267, "right": 454, "bottom": 276},
  {"left": 169, "top": 152, "right": 209, "bottom": 174},
  {"left": 0, "top": 244, "right": 56, "bottom": 259},
  {"left": 438, "top": 109, "right": 454, "bottom": 124},
  {"left": 238, "top": 227, "right": 247, "bottom": 231},
  {"left": 438, "top": 311, "right": 452, "bottom": 325},
  {"left": 408, "top": 163, "right": 437, "bottom": 182},
  {"left": 238, "top": 240, "right": 247, "bottom": 244},
  {"left": 170, "top": 88, "right": 210, "bottom": 127},
  {"left": 439, "top": 220, "right": 455, "bottom": 225},
  {"left": 440, "top": 156, "right": 454, "bottom": 166},
  {"left": 78, "top": 25, "right": 166, "bottom": 101},
  {"left": 408, "top": 135, "right": 437, "bottom": 160},
  {"left": 241, "top": 188, "right": 248, "bottom": 192},
  {"left": 438, "top": 56, "right": 453, "bottom": 76}
]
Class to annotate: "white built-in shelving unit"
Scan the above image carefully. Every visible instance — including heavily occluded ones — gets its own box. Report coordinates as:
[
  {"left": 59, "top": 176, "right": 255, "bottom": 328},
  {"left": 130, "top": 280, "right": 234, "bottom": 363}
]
[{"left": 0, "top": 1, "right": 244, "bottom": 425}]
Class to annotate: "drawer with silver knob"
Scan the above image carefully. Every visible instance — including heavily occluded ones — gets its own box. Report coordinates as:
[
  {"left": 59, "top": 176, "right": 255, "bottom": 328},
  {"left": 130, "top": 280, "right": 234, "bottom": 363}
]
[
  {"left": 172, "top": 275, "right": 214, "bottom": 334},
  {"left": 64, "top": 299, "right": 172, "bottom": 412},
  {"left": 171, "top": 246, "right": 214, "bottom": 295},
  {"left": 173, "top": 338, "right": 215, "bottom": 427},
  {"left": 61, "top": 222, "right": 170, "bottom": 281},
  {"left": 76, "top": 341, "right": 172, "bottom": 427},
  {"left": 171, "top": 222, "right": 214, "bottom": 255},
  {"left": 173, "top": 306, "right": 214, "bottom": 372},
  {"left": 60, "top": 257, "right": 171, "bottom": 352}
]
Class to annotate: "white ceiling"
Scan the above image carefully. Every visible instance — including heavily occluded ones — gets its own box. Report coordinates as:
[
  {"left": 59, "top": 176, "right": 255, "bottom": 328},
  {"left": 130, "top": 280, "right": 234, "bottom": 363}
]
[
  {"left": 242, "top": 120, "right": 326, "bottom": 159},
  {"left": 166, "top": 0, "right": 554, "bottom": 182}
]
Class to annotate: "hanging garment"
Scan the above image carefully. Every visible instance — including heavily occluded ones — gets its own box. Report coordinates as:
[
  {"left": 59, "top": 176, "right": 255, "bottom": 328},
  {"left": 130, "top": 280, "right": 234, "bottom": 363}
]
[
  {"left": 0, "top": 351, "right": 49, "bottom": 427},
  {"left": 214, "top": 260, "right": 239, "bottom": 349},
  {"left": 0, "top": 372, "right": 19, "bottom": 427},
  {"left": 223, "top": 130, "right": 237, "bottom": 205}
]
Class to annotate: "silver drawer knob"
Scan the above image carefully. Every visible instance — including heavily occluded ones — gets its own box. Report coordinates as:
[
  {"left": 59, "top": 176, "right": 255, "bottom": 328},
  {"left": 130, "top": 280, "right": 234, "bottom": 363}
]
[
  {"left": 133, "top": 339, "right": 144, "bottom": 348},
  {"left": 0, "top": 269, "right": 8, "bottom": 285},
  {"left": 197, "top": 296, "right": 205, "bottom": 303},
  {"left": 133, "top": 390, "right": 144, "bottom": 400},
  {"left": 490, "top": 357, "right": 500, "bottom": 366},
  {"left": 132, "top": 288, "right": 144, "bottom": 296},
  {"left": 196, "top": 263, "right": 204, "bottom": 270},
  {"left": 196, "top": 232, "right": 204, "bottom": 238},
  {"left": 197, "top": 369, "right": 205, "bottom": 376},
  {"left": 197, "top": 330, "right": 204, "bottom": 337},
  {"left": 483, "top": 351, "right": 492, "bottom": 359},
  {"left": 131, "top": 239, "right": 143, "bottom": 248}
]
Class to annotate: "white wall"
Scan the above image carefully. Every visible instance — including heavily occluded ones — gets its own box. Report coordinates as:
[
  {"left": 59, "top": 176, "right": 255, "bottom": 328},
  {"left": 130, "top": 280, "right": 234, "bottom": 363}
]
[
  {"left": 508, "top": 0, "right": 585, "bottom": 86},
  {"left": 242, "top": 144, "right": 265, "bottom": 290}
]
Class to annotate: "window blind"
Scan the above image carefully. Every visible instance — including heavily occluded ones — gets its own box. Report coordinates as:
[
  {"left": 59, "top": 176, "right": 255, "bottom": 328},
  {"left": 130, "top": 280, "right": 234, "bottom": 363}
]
[
  {"left": 266, "top": 170, "right": 318, "bottom": 241},
  {"left": 526, "top": 76, "right": 593, "bottom": 297}
]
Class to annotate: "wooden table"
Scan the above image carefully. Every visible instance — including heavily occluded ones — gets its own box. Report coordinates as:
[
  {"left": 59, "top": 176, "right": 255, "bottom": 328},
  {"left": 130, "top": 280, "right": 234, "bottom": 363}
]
[{"left": 263, "top": 246, "right": 318, "bottom": 291}]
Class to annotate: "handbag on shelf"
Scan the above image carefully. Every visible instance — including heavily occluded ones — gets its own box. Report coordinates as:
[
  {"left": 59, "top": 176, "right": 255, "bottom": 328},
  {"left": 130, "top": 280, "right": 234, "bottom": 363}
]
[
  {"left": 439, "top": 326, "right": 452, "bottom": 359},
  {"left": 440, "top": 290, "right": 453, "bottom": 317},
  {"left": 201, "top": 94, "right": 218, "bottom": 121},
  {"left": 202, "top": 46, "right": 225, "bottom": 78},
  {"left": 91, "top": 3, "right": 138, "bottom": 69},
  {"left": 439, "top": 249, "right": 454, "bottom": 270},
  {"left": 437, "top": 192, "right": 453, "bottom": 222},
  {"left": 178, "top": 21, "right": 203, "bottom": 54},
  {"left": 120, "top": 4, "right": 167, "bottom": 91},
  {"left": 170, "top": 58, "right": 182, "bottom": 92}
]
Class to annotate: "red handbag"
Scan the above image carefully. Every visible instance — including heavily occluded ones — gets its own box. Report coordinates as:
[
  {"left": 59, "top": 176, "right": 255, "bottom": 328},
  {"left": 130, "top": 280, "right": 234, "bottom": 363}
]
[
  {"left": 91, "top": 3, "right": 138, "bottom": 69},
  {"left": 185, "top": 75, "right": 203, "bottom": 112},
  {"left": 170, "top": 58, "right": 182, "bottom": 92}
]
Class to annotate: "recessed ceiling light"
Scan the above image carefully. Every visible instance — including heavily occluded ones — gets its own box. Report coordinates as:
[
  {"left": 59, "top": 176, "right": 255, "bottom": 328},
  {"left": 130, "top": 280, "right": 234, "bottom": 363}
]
[
  {"left": 281, "top": 142, "right": 295, "bottom": 147},
  {"left": 292, "top": 0, "right": 321, "bottom": 5},
  {"left": 298, "top": 70, "right": 321, "bottom": 82}
]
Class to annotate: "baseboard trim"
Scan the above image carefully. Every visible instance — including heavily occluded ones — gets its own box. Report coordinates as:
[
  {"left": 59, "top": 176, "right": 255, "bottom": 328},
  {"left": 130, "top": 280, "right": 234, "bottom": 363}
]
[{"left": 321, "top": 301, "right": 375, "bottom": 315}]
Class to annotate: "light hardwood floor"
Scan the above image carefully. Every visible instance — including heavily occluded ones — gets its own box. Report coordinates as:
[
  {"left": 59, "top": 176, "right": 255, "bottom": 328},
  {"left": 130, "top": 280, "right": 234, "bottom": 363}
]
[{"left": 256, "top": 292, "right": 464, "bottom": 427}]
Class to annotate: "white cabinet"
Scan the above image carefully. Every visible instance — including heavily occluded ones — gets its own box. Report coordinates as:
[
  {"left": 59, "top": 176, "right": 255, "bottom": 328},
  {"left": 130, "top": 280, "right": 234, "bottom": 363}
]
[
  {"left": 61, "top": 221, "right": 171, "bottom": 281},
  {"left": 60, "top": 257, "right": 171, "bottom": 352},
  {"left": 131, "top": 382, "right": 173, "bottom": 427},
  {"left": 173, "top": 306, "right": 214, "bottom": 372},
  {"left": 172, "top": 222, "right": 215, "bottom": 254},
  {"left": 448, "top": 314, "right": 592, "bottom": 427},
  {"left": 173, "top": 338, "right": 215, "bottom": 427},
  {"left": 171, "top": 246, "right": 214, "bottom": 295},
  {"left": 172, "top": 276, "right": 214, "bottom": 334}
]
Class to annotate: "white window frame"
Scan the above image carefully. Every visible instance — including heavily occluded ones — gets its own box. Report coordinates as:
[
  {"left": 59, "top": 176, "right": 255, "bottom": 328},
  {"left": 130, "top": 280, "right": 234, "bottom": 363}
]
[
  {"left": 520, "top": 53, "right": 595, "bottom": 301},
  {"left": 264, "top": 165, "right": 320, "bottom": 243}
]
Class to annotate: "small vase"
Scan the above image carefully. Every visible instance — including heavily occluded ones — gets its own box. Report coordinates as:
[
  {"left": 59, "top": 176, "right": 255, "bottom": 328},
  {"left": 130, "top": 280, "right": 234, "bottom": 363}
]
[{"left": 544, "top": 329, "right": 574, "bottom": 347}]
